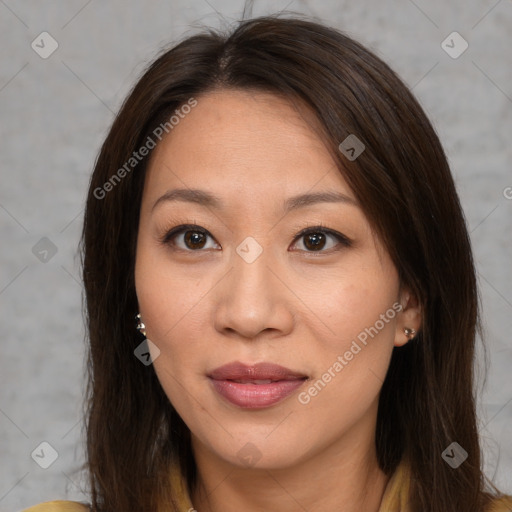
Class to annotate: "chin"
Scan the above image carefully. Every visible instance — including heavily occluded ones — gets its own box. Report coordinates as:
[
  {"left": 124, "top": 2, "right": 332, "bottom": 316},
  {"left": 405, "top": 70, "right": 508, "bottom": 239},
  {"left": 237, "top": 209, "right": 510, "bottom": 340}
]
[{"left": 194, "top": 424, "right": 321, "bottom": 471}]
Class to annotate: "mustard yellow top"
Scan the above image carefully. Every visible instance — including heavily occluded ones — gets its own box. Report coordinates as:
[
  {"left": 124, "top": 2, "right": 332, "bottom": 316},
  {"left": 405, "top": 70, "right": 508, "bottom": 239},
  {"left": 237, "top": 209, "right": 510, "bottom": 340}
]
[{"left": 21, "top": 458, "right": 512, "bottom": 512}]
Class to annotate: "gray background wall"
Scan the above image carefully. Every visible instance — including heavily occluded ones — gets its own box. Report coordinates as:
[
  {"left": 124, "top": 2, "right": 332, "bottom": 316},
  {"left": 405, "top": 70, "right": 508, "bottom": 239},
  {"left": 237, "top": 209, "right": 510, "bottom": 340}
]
[{"left": 1, "top": 0, "right": 511, "bottom": 510}]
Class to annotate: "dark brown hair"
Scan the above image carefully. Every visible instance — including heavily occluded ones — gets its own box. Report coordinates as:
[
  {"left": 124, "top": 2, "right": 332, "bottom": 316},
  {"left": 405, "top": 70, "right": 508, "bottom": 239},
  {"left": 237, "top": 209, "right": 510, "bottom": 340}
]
[{"left": 80, "top": 14, "right": 510, "bottom": 512}]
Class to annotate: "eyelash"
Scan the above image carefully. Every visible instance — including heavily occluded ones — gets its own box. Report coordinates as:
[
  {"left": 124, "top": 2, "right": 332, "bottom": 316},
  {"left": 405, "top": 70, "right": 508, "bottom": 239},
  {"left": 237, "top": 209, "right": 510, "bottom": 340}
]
[{"left": 158, "top": 223, "right": 352, "bottom": 254}]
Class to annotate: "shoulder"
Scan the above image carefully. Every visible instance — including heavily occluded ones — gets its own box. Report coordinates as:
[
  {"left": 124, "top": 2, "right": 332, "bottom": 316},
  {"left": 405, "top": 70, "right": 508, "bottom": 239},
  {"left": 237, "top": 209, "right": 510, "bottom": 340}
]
[
  {"left": 21, "top": 501, "right": 90, "bottom": 512},
  {"left": 487, "top": 495, "right": 512, "bottom": 512}
]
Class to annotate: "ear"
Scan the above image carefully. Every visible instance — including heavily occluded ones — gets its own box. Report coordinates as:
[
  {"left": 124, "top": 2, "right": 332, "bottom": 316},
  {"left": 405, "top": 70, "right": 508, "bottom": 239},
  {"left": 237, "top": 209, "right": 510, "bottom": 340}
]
[{"left": 394, "top": 286, "right": 422, "bottom": 347}]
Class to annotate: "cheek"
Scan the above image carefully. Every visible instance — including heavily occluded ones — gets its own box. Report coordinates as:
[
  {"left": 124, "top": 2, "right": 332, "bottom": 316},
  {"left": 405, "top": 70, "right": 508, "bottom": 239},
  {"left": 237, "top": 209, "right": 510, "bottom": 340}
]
[
  {"left": 135, "top": 236, "right": 209, "bottom": 343},
  {"left": 294, "top": 256, "right": 399, "bottom": 409},
  {"left": 135, "top": 250, "right": 210, "bottom": 422},
  {"left": 134, "top": 240, "right": 215, "bottom": 413},
  {"left": 329, "top": 284, "right": 397, "bottom": 349},
  {"left": 297, "top": 254, "right": 399, "bottom": 349}
]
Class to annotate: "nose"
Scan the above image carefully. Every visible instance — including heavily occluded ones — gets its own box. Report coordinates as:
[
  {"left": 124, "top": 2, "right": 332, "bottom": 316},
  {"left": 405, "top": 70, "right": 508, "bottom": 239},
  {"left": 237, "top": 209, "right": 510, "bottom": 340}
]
[{"left": 213, "top": 245, "right": 295, "bottom": 341}]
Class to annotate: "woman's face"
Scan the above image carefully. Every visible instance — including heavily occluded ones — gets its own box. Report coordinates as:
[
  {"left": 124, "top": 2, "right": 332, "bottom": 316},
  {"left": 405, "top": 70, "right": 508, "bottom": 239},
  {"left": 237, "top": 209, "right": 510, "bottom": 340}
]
[{"left": 135, "top": 89, "right": 418, "bottom": 470}]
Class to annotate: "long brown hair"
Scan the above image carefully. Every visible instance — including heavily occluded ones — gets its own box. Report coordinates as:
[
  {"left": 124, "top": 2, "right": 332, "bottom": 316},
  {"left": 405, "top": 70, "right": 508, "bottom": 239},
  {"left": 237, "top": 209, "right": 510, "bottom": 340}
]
[{"left": 80, "top": 14, "right": 508, "bottom": 511}]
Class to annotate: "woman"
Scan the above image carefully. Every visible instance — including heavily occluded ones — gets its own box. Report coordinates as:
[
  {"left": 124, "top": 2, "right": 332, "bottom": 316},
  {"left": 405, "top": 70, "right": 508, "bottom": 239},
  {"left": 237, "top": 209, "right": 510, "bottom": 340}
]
[{"left": 24, "top": 15, "right": 512, "bottom": 512}]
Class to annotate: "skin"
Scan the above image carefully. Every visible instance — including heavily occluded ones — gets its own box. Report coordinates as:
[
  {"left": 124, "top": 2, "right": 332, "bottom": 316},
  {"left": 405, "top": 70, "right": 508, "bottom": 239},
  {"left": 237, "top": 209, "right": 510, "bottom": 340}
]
[{"left": 135, "top": 89, "right": 422, "bottom": 512}]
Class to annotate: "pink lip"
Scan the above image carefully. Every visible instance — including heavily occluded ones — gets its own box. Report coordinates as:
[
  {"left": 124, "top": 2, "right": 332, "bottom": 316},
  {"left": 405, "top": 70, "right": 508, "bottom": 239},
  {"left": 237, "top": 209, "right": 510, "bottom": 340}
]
[{"left": 208, "top": 362, "right": 307, "bottom": 409}]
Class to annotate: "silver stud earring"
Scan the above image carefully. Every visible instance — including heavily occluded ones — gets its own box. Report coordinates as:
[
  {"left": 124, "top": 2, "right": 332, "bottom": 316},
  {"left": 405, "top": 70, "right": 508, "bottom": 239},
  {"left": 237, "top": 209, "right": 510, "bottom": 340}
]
[
  {"left": 404, "top": 327, "right": 416, "bottom": 339},
  {"left": 135, "top": 313, "right": 146, "bottom": 337}
]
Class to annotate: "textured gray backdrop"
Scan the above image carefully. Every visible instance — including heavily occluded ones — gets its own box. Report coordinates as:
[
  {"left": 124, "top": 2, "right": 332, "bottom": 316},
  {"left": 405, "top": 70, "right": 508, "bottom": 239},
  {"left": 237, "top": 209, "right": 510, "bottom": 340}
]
[{"left": 1, "top": 1, "right": 511, "bottom": 510}]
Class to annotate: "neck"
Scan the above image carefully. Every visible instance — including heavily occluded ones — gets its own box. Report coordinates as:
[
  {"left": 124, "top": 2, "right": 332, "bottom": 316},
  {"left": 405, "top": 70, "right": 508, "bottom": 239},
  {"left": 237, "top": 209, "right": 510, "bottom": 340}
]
[{"left": 190, "top": 422, "right": 389, "bottom": 512}]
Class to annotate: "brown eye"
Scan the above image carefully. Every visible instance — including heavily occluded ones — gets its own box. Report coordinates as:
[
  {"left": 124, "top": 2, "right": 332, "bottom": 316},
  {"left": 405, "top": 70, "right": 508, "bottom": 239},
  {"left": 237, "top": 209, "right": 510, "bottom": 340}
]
[
  {"left": 291, "top": 227, "right": 352, "bottom": 253},
  {"left": 303, "top": 232, "right": 326, "bottom": 251},
  {"left": 184, "top": 230, "right": 207, "bottom": 249},
  {"left": 161, "top": 225, "right": 220, "bottom": 251}
]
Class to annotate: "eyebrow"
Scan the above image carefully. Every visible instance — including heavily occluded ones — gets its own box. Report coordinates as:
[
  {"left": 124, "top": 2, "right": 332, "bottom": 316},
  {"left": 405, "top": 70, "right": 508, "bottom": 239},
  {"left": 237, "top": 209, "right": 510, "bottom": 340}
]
[{"left": 151, "top": 188, "right": 358, "bottom": 213}]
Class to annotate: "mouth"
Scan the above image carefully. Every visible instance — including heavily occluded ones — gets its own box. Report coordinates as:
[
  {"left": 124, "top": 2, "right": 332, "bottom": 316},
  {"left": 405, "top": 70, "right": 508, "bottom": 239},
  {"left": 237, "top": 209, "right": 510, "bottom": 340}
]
[{"left": 208, "top": 361, "right": 308, "bottom": 409}]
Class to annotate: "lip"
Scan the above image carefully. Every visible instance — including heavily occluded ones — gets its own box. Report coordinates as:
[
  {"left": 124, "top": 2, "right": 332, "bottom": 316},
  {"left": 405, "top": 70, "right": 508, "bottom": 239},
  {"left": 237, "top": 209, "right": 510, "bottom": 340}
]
[{"left": 208, "top": 361, "right": 308, "bottom": 409}]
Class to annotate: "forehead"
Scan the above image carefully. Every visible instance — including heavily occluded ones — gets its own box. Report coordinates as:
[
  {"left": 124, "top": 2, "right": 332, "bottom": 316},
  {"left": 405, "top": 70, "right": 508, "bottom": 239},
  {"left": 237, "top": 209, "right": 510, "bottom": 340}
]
[{"left": 143, "top": 89, "right": 354, "bottom": 208}]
